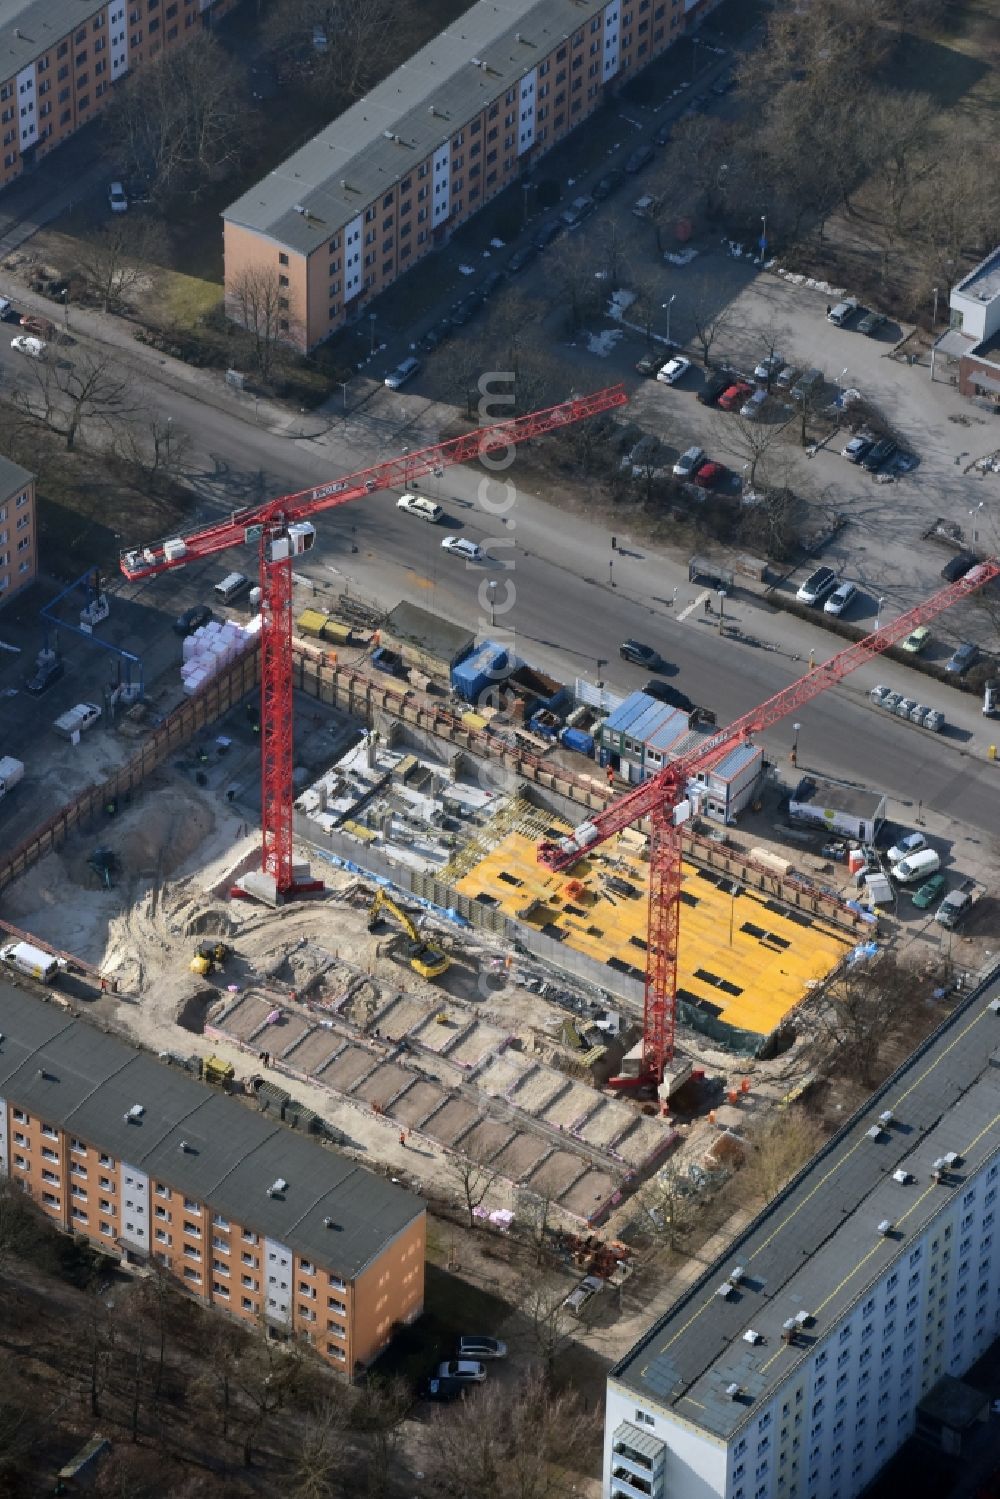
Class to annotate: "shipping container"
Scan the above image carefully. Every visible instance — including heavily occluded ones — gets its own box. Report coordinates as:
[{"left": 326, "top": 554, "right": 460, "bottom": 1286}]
[{"left": 451, "top": 641, "right": 513, "bottom": 703}]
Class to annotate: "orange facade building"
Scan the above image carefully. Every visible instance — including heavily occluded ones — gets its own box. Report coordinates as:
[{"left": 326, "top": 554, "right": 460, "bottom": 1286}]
[
  {"left": 0, "top": 0, "right": 241, "bottom": 191},
  {"left": 0, "top": 454, "right": 36, "bottom": 606},
  {"left": 224, "top": 0, "right": 719, "bottom": 352},
  {"left": 0, "top": 981, "right": 425, "bottom": 1374}
]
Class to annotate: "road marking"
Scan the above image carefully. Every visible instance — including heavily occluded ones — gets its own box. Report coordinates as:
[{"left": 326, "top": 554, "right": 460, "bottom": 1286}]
[
  {"left": 412, "top": 575, "right": 435, "bottom": 589},
  {"left": 678, "top": 589, "right": 710, "bottom": 621}
]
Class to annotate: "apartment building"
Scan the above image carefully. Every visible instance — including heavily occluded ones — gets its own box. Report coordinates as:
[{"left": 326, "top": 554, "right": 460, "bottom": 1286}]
[
  {"left": 604, "top": 963, "right": 1000, "bottom": 1499},
  {"left": 0, "top": 0, "right": 240, "bottom": 191},
  {"left": 224, "top": 0, "right": 713, "bottom": 351},
  {"left": 0, "top": 454, "right": 36, "bottom": 606},
  {"left": 0, "top": 981, "right": 425, "bottom": 1374}
]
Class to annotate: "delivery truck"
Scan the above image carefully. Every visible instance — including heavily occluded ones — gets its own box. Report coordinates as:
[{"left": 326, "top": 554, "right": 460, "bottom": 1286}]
[
  {"left": 0, "top": 755, "right": 24, "bottom": 800},
  {"left": 0, "top": 940, "right": 66, "bottom": 983},
  {"left": 52, "top": 702, "right": 101, "bottom": 740}
]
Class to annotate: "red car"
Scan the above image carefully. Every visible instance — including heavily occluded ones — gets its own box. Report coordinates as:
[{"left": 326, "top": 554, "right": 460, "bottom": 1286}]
[
  {"left": 717, "top": 382, "right": 752, "bottom": 412},
  {"left": 692, "top": 461, "right": 726, "bottom": 490}
]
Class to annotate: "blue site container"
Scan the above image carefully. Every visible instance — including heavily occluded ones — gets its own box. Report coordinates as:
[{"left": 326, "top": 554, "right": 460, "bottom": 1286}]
[
  {"left": 560, "top": 727, "right": 595, "bottom": 756},
  {"left": 450, "top": 641, "right": 512, "bottom": 703}
]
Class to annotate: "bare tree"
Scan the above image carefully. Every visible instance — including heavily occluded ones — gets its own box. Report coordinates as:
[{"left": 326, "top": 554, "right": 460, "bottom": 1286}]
[
  {"left": 813, "top": 951, "right": 912, "bottom": 1086},
  {"left": 516, "top": 1188, "right": 555, "bottom": 1264},
  {"left": 107, "top": 36, "right": 253, "bottom": 199},
  {"left": 549, "top": 235, "right": 601, "bottom": 334},
  {"left": 349, "top": 1377, "right": 410, "bottom": 1499},
  {"left": 113, "top": 413, "right": 192, "bottom": 488},
  {"left": 634, "top": 1162, "right": 698, "bottom": 1251},
  {"left": 291, "top": 1395, "right": 352, "bottom": 1499},
  {"left": 263, "top": 0, "right": 405, "bottom": 105},
  {"left": 518, "top": 1276, "right": 575, "bottom": 1380},
  {"left": 739, "top": 1106, "right": 825, "bottom": 1205},
  {"left": 859, "top": 92, "right": 939, "bottom": 284},
  {"left": 717, "top": 409, "right": 788, "bottom": 491},
  {"left": 75, "top": 219, "right": 164, "bottom": 314},
  {"left": 687, "top": 280, "right": 736, "bottom": 368},
  {"left": 15, "top": 352, "right": 135, "bottom": 450},
  {"left": 446, "top": 1146, "right": 497, "bottom": 1229},
  {"left": 430, "top": 1369, "right": 594, "bottom": 1499},
  {"left": 227, "top": 265, "right": 300, "bottom": 381},
  {"left": 233, "top": 1318, "right": 306, "bottom": 1467}
]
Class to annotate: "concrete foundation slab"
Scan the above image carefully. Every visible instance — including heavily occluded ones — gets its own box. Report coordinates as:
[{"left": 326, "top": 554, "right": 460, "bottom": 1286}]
[
  {"left": 285, "top": 1028, "right": 346, "bottom": 1074},
  {"left": 322, "top": 1043, "right": 379, "bottom": 1092},
  {"left": 490, "top": 1132, "right": 552, "bottom": 1181},
  {"left": 426, "top": 1096, "right": 480, "bottom": 1146},
  {"left": 525, "top": 1149, "right": 589, "bottom": 1199},
  {"left": 410, "top": 1012, "right": 463, "bottom": 1054},
  {"left": 445, "top": 1020, "right": 510, "bottom": 1069},
  {"left": 541, "top": 1083, "right": 602, "bottom": 1131},
  {"left": 220, "top": 995, "right": 276, "bottom": 1042},
  {"left": 475, "top": 1052, "right": 532, "bottom": 1098},
  {"left": 273, "top": 1015, "right": 311, "bottom": 1055},
  {"left": 372, "top": 993, "right": 433, "bottom": 1040},
  {"left": 614, "top": 1114, "right": 671, "bottom": 1167},
  {"left": 458, "top": 1118, "right": 516, "bottom": 1163},
  {"left": 353, "top": 1061, "right": 412, "bottom": 1107},
  {"left": 392, "top": 1078, "right": 449, "bottom": 1128},
  {"left": 510, "top": 1069, "right": 571, "bottom": 1114},
  {"left": 559, "top": 1166, "right": 617, "bottom": 1221}
]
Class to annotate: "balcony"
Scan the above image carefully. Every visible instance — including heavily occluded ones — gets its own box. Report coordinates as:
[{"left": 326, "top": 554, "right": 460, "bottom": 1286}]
[
  {"left": 610, "top": 1424, "right": 666, "bottom": 1499},
  {"left": 611, "top": 1468, "right": 654, "bottom": 1498}
]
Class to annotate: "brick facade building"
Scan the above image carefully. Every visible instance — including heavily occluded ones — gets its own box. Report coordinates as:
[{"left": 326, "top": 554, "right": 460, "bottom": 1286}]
[
  {"left": 224, "top": 0, "right": 718, "bottom": 351},
  {"left": 0, "top": 981, "right": 425, "bottom": 1374},
  {"left": 0, "top": 454, "right": 37, "bottom": 606}
]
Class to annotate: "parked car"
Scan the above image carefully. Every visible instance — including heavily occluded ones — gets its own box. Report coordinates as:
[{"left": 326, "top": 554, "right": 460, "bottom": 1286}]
[
  {"left": 436, "top": 1360, "right": 487, "bottom": 1383},
  {"left": 421, "top": 1376, "right": 469, "bottom": 1403},
  {"left": 740, "top": 389, "right": 769, "bottom": 420},
  {"left": 945, "top": 641, "right": 978, "bottom": 675},
  {"left": 698, "top": 371, "right": 733, "bottom": 406},
  {"left": 173, "top": 604, "right": 213, "bottom": 637},
  {"left": 108, "top": 180, "right": 128, "bottom": 213},
  {"left": 692, "top": 461, "right": 726, "bottom": 490},
  {"left": 19, "top": 314, "right": 54, "bottom": 339},
  {"left": 888, "top": 832, "right": 927, "bottom": 865},
  {"left": 656, "top": 355, "right": 691, "bottom": 385},
  {"left": 534, "top": 219, "right": 563, "bottom": 249},
  {"left": 635, "top": 353, "right": 661, "bottom": 376},
  {"left": 775, "top": 365, "right": 799, "bottom": 389},
  {"left": 626, "top": 434, "right": 663, "bottom": 475},
  {"left": 717, "top": 381, "right": 753, "bottom": 412},
  {"left": 384, "top": 356, "right": 420, "bottom": 390},
  {"left": 791, "top": 368, "right": 823, "bottom": 402},
  {"left": 620, "top": 639, "right": 661, "bottom": 669},
  {"left": 625, "top": 144, "right": 654, "bottom": 173},
  {"left": 507, "top": 245, "right": 537, "bottom": 274},
  {"left": 420, "top": 322, "right": 450, "bottom": 352},
  {"left": 449, "top": 293, "right": 482, "bottom": 327},
  {"left": 911, "top": 873, "right": 947, "bottom": 910},
  {"left": 941, "top": 551, "right": 979, "bottom": 582},
  {"left": 561, "top": 194, "right": 594, "bottom": 227},
  {"left": 824, "top": 580, "right": 857, "bottom": 616},
  {"left": 672, "top": 445, "right": 706, "bottom": 478},
  {"left": 935, "top": 889, "right": 974, "bottom": 929},
  {"left": 643, "top": 679, "right": 694, "bottom": 711},
  {"left": 900, "top": 626, "right": 931, "bottom": 654},
  {"left": 632, "top": 190, "right": 659, "bottom": 219},
  {"left": 457, "top": 1336, "right": 508, "bottom": 1360},
  {"left": 895, "top": 848, "right": 941, "bottom": 884},
  {"left": 857, "top": 310, "right": 887, "bottom": 337},
  {"left": 25, "top": 656, "right": 64, "bottom": 695},
  {"left": 826, "top": 299, "right": 858, "bottom": 327},
  {"left": 592, "top": 169, "right": 625, "bottom": 201},
  {"left": 441, "top": 535, "right": 484, "bottom": 562},
  {"left": 841, "top": 436, "right": 873, "bottom": 464},
  {"left": 860, "top": 437, "right": 897, "bottom": 472},
  {"left": 10, "top": 334, "right": 46, "bottom": 358},
  {"left": 753, "top": 351, "right": 785, "bottom": 381},
  {"left": 796, "top": 566, "right": 837, "bottom": 605}
]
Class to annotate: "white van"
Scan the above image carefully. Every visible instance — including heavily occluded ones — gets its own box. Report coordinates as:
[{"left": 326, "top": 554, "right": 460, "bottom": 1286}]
[
  {"left": 214, "top": 571, "right": 250, "bottom": 603},
  {"left": 827, "top": 299, "right": 858, "bottom": 327},
  {"left": 397, "top": 492, "right": 442, "bottom": 523},
  {"left": 893, "top": 848, "right": 941, "bottom": 885}
]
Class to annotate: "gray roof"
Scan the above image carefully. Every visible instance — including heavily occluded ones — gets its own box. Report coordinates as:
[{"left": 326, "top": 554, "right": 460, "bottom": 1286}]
[
  {"left": 954, "top": 247, "right": 1000, "bottom": 306},
  {"left": 386, "top": 599, "right": 475, "bottom": 666},
  {"left": 0, "top": 0, "right": 80, "bottom": 78},
  {"left": 611, "top": 963, "right": 1000, "bottom": 1440},
  {"left": 0, "top": 981, "right": 423, "bottom": 1277},
  {"left": 789, "top": 774, "right": 885, "bottom": 822},
  {"left": 223, "top": 0, "right": 607, "bottom": 256},
  {"left": 0, "top": 451, "right": 34, "bottom": 499}
]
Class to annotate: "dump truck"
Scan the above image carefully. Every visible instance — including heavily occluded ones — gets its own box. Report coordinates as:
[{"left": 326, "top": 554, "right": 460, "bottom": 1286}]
[
  {"left": 53, "top": 702, "right": 101, "bottom": 740},
  {"left": 368, "top": 889, "right": 450, "bottom": 980},
  {"left": 0, "top": 755, "right": 24, "bottom": 801},
  {"left": 1, "top": 939, "right": 66, "bottom": 983}
]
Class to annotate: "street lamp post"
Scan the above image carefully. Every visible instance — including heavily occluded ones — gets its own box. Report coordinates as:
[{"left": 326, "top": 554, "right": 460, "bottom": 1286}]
[
  {"left": 876, "top": 596, "right": 886, "bottom": 631},
  {"left": 337, "top": 380, "right": 349, "bottom": 414},
  {"left": 487, "top": 579, "right": 497, "bottom": 629},
  {"left": 760, "top": 213, "right": 767, "bottom": 260},
  {"left": 368, "top": 313, "right": 376, "bottom": 357},
  {"left": 596, "top": 657, "right": 607, "bottom": 690},
  {"left": 717, "top": 588, "right": 726, "bottom": 633},
  {"left": 791, "top": 721, "right": 801, "bottom": 767},
  {"left": 933, "top": 286, "right": 940, "bottom": 327},
  {"left": 663, "top": 293, "right": 676, "bottom": 347},
  {"left": 970, "top": 502, "right": 985, "bottom": 545},
  {"left": 729, "top": 882, "right": 742, "bottom": 945}
]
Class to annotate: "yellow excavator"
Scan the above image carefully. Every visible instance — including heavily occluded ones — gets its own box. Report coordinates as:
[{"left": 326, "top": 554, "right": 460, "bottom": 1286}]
[
  {"left": 190, "top": 940, "right": 234, "bottom": 977},
  {"left": 367, "top": 890, "right": 450, "bottom": 980}
]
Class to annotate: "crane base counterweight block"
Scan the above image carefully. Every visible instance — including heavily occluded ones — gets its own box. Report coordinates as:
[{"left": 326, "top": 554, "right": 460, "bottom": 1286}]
[{"left": 230, "top": 868, "right": 325, "bottom": 907}]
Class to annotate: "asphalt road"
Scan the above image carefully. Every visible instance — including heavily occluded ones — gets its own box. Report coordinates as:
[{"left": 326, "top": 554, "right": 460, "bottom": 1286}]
[{"left": 1, "top": 271, "right": 998, "bottom": 847}]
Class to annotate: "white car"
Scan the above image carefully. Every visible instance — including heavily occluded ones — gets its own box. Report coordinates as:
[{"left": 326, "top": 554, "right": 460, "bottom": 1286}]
[
  {"left": 739, "top": 389, "right": 768, "bottom": 420},
  {"left": 754, "top": 351, "right": 784, "bottom": 381},
  {"left": 887, "top": 832, "right": 927, "bottom": 865},
  {"left": 384, "top": 356, "right": 420, "bottom": 390},
  {"left": 396, "top": 492, "right": 442, "bottom": 523},
  {"left": 441, "top": 535, "right": 483, "bottom": 562},
  {"left": 656, "top": 355, "right": 691, "bottom": 386},
  {"left": 824, "top": 580, "right": 857, "bottom": 616},
  {"left": 10, "top": 335, "right": 46, "bottom": 358},
  {"left": 108, "top": 181, "right": 128, "bottom": 214},
  {"left": 672, "top": 445, "right": 705, "bottom": 479},
  {"left": 436, "top": 1359, "right": 487, "bottom": 1383}
]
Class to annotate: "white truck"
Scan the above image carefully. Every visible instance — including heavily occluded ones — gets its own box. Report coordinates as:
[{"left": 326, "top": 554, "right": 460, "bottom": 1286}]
[
  {"left": 52, "top": 702, "right": 101, "bottom": 740},
  {"left": 0, "top": 755, "right": 24, "bottom": 800},
  {"left": 1, "top": 940, "right": 66, "bottom": 983}
]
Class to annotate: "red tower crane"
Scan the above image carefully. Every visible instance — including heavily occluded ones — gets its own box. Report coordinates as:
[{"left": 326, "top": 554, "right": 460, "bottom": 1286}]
[
  {"left": 120, "top": 384, "right": 627, "bottom": 902},
  {"left": 538, "top": 560, "right": 1000, "bottom": 1090}
]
